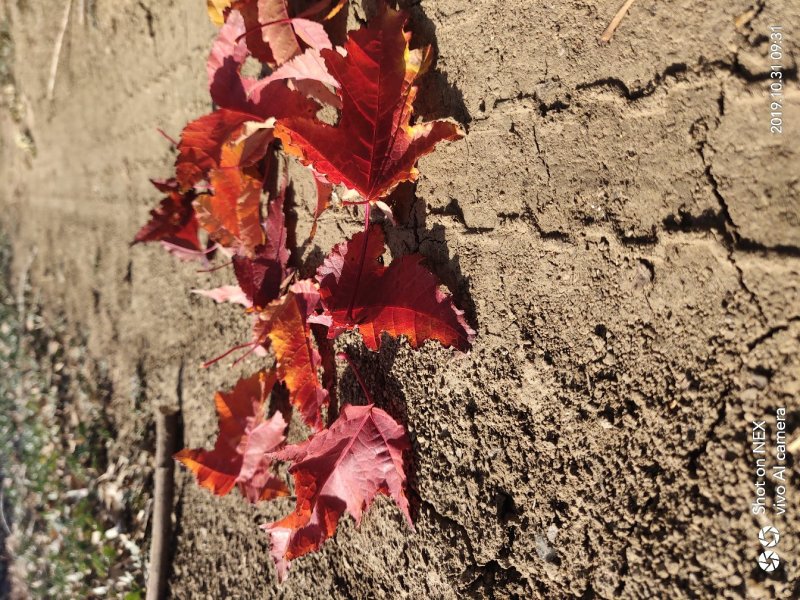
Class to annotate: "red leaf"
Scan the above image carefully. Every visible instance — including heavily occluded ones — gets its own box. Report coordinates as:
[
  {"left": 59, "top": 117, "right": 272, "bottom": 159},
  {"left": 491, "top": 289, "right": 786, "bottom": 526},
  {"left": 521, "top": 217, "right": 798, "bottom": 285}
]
[
  {"left": 232, "top": 166, "right": 291, "bottom": 307},
  {"left": 264, "top": 402, "right": 412, "bottom": 581},
  {"left": 175, "top": 370, "right": 289, "bottom": 503},
  {"left": 132, "top": 179, "right": 202, "bottom": 253},
  {"left": 274, "top": 5, "right": 463, "bottom": 202},
  {"left": 256, "top": 280, "right": 328, "bottom": 430},
  {"left": 315, "top": 226, "right": 475, "bottom": 351}
]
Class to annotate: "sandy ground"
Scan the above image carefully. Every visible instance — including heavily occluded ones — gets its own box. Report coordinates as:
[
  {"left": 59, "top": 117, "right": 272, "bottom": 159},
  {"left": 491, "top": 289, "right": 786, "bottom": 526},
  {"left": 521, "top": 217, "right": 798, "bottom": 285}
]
[{"left": 1, "top": 0, "right": 799, "bottom": 598}]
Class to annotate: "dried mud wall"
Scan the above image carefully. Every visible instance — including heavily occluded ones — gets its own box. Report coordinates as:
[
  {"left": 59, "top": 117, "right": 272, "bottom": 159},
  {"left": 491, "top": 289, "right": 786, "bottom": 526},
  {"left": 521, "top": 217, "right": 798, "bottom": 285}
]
[{"left": 1, "top": 0, "right": 799, "bottom": 598}]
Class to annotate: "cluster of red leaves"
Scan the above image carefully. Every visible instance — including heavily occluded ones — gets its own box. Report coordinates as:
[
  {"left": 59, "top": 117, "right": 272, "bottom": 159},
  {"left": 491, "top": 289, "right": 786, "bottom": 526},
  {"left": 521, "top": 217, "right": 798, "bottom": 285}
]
[{"left": 133, "top": 0, "right": 474, "bottom": 583}]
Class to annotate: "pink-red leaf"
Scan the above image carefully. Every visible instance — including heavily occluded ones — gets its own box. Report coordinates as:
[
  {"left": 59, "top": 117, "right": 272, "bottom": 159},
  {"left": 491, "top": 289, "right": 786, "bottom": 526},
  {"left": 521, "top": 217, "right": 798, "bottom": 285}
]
[
  {"left": 264, "top": 403, "right": 412, "bottom": 581},
  {"left": 192, "top": 285, "right": 252, "bottom": 307},
  {"left": 275, "top": 5, "right": 463, "bottom": 202},
  {"left": 315, "top": 226, "right": 475, "bottom": 351},
  {"left": 175, "top": 370, "right": 289, "bottom": 503},
  {"left": 246, "top": 48, "right": 339, "bottom": 107},
  {"left": 290, "top": 18, "right": 332, "bottom": 51},
  {"left": 207, "top": 9, "right": 253, "bottom": 111},
  {"left": 207, "top": 9, "right": 324, "bottom": 117}
]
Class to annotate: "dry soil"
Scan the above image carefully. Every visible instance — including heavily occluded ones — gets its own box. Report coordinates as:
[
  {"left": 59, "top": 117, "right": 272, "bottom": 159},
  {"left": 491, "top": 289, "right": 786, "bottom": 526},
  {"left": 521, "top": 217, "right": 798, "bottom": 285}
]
[{"left": 1, "top": 0, "right": 799, "bottom": 598}]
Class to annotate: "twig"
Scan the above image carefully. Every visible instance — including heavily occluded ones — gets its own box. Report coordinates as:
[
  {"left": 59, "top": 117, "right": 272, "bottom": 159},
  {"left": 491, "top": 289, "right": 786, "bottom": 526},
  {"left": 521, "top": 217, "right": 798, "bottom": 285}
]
[
  {"left": 0, "top": 488, "right": 11, "bottom": 537},
  {"left": 15, "top": 248, "right": 37, "bottom": 332},
  {"left": 145, "top": 407, "right": 180, "bottom": 600},
  {"left": 600, "top": 0, "right": 637, "bottom": 44},
  {"left": 46, "top": 0, "right": 73, "bottom": 101}
]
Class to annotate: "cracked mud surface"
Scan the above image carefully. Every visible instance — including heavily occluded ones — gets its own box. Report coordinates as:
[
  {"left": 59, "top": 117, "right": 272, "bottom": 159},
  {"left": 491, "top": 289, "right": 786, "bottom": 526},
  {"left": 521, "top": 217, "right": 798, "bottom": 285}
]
[{"left": 1, "top": 0, "right": 799, "bottom": 598}]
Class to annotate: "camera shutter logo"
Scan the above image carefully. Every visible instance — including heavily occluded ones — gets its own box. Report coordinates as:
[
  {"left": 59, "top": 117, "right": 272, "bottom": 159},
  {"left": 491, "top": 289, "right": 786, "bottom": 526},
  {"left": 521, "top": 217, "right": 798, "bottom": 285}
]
[
  {"left": 758, "top": 526, "right": 780, "bottom": 548},
  {"left": 758, "top": 550, "right": 780, "bottom": 573}
]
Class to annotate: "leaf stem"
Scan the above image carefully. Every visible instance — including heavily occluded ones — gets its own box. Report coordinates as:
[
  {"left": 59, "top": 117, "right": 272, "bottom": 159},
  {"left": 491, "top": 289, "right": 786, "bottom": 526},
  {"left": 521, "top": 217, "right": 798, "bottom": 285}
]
[
  {"left": 235, "top": 17, "right": 294, "bottom": 45},
  {"left": 195, "top": 259, "right": 233, "bottom": 274},
  {"left": 336, "top": 352, "right": 373, "bottom": 404},
  {"left": 156, "top": 127, "right": 180, "bottom": 148},
  {"left": 344, "top": 202, "right": 371, "bottom": 321},
  {"left": 202, "top": 341, "right": 258, "bottom": 369}
]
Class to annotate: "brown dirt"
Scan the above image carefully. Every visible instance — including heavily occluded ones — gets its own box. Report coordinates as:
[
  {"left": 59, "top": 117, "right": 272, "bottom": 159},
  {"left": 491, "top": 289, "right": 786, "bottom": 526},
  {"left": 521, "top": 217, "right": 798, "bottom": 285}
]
[{"left": 1, "top": 0, "right": 799, "bottom": 598}]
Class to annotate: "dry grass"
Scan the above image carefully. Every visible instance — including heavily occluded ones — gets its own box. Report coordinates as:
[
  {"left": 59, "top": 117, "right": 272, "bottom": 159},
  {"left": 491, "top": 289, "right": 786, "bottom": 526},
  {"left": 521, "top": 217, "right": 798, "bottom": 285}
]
[{"left": 0, "top": 239, "right": 148, "bottom": 599}]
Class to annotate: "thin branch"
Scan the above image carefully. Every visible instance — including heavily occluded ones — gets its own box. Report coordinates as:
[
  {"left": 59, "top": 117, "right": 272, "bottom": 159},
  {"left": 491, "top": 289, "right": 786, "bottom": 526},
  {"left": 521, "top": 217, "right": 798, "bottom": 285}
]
[
  {"left": 600, "top": 0, "right": 637, "bottom": 44},
  {"left": 145, "top": 407, "right": 180, "bottom": 600},
  {"left": 337, "top": 352, "right": 373, "bottom": 404},
  {"left": 0, "top": 488, "right": 11, "bottom": 536},
  {"left": 47, "top": 0, "right": 74, "bottom": 101}
]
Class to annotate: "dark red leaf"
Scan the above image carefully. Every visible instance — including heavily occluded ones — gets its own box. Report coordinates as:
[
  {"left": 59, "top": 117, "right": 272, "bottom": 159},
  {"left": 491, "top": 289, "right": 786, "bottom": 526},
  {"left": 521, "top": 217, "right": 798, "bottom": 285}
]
[
  {"left": 275, "top": 4, "right": 462, "bottom": 202},
  {"left": 315, "top": 226, "right": 475, "bottom": 351},
  {"left": 132, "top": 179, "right": 202, "bottom": 253}
]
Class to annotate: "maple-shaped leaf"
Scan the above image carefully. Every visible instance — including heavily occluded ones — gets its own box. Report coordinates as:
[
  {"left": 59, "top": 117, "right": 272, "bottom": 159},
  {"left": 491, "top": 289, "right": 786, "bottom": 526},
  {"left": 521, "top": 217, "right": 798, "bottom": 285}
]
[
  {"left": 132, "top": 179, "right": 202, "bottom": 253},
  {"left": 264, "top": 402, "right": 412, "bottom": 581},
  {"left": 274, "top": 4, "right": 463, "bottom": 202},
  {"left": 232, "top": 165, "right": 291, "bottom": 307},
  {"left": 175, "top": 370, "right": 289, "bottom": 503},
  {"left": 195, "top": 133, "right": 265, "bottom": 255},
  {"left": 256, "top": 280, "right": 328, "bottom": 430},
  {"left": 315, "top": 226, "right": 475, "bottom": 351}
]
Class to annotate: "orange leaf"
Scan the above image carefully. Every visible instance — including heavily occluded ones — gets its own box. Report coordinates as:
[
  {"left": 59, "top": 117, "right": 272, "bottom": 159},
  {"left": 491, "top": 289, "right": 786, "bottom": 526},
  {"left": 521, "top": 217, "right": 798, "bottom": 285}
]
[
  {"left": 257, "top": 280, "right": 328, "bottom": 430},
  {"left": 274, "top": 4, "right": 463, "bottom": 202},
  {"left": 195, "top": 132, "right": 266, "bottom": 255},
  {"left": 175, "top": 370, "right": 289, "bottom": 503}
]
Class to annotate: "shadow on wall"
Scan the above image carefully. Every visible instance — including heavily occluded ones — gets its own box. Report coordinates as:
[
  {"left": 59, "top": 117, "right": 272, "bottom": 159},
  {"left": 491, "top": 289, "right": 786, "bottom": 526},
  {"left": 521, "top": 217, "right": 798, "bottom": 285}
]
[{"left": 291, "top": 0, "right": 477, "bottom": 520}]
